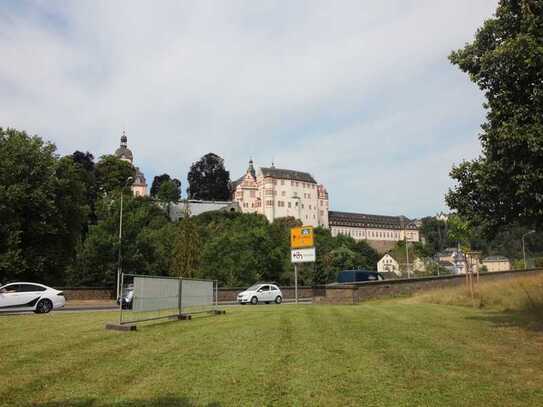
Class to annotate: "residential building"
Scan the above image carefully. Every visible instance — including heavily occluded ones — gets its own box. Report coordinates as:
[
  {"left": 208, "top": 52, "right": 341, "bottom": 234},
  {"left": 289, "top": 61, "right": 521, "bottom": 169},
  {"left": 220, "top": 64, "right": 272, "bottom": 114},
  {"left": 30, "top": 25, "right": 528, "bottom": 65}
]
[
  {"left": 329, "top": 211, "right": 419, "bottom": 253},
  {"left": 231, "top": 160, "right": 329, "bottom": 227},
  {"left": 114, "top": 132, "right": 148, "bottom": 196},
  {"left": 482, "top": 256, "right": 511, "bottom": 272},
  {"left": 377, "top": 254, "right": 401, "bottom": 276}
]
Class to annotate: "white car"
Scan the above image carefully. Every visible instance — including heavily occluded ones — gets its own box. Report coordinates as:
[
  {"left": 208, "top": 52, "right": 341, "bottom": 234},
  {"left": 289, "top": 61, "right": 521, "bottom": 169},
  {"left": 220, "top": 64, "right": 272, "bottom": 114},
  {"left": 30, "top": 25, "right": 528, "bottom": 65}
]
[
  {"left": 237, "top": 283, "right": 283, "bottom": 305},
  {"left": 0, "top": 282, "right": 65, "bottom": 313}
]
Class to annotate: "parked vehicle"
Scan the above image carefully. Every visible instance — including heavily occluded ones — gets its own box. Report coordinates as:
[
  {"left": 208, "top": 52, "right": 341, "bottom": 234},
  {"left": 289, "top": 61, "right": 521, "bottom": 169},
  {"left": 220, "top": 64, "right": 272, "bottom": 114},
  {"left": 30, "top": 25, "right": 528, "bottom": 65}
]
[
  {"left": 237, "top": 283, "right": 282, "bottom": 305},
  {"left": 116, "top": 284, "right": 134, "bottom": 309},
  {"left": 0, "top": 282, "right": 65, "bottom": 313},
  {"left": 337, "top": 270, "right": 385, "bottom": 284}
]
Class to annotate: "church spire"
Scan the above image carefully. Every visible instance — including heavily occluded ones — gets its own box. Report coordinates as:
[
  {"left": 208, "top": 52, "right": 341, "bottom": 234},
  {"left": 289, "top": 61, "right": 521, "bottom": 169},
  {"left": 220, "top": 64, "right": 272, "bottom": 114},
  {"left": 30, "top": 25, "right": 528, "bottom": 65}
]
[
  {"left": 247, "top": 158, "right": 256, "bottom": 179},
  {"left": 120, "top": 130, "right": 127, "bottom": 147}
]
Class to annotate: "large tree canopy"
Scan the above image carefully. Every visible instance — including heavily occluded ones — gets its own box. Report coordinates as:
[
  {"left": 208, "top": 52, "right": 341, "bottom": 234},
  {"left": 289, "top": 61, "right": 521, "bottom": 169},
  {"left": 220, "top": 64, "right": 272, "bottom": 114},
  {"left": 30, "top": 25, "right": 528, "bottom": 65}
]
[
  {"left": 95, "top": 155, "right": 135, "bottom": 197},
  {"left": 150, "top": 173, "right": 181, "bottom": 199},
  {"left": 446, "top": 0, "right": 543, "bottom": 234},
  {"left": 187, "top": 153, "right": 230, "bottom": 201},
  {"left": 0, "top": 128, "right": 88, "bottom": 284}
]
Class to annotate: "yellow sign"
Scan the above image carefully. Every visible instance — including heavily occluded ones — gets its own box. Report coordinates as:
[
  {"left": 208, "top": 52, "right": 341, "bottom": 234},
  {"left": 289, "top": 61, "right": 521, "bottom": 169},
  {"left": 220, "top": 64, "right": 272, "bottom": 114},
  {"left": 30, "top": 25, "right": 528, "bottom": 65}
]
[{"left": 291, "top": 226, "right": 314, "bottom": 249}]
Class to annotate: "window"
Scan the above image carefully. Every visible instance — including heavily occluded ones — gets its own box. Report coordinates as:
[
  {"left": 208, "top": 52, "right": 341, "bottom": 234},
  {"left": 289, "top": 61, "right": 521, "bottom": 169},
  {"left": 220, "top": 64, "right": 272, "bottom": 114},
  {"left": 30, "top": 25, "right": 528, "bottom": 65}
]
[
  {"left": 259, "top": 285, "right": 270, "bottom": 292},
  {"left": 272, "top": 180, "right": 277, "bottom": 185},
  {"left": 250, "top": 190, "right": 256, "bottom": 198},
  {"left": 271, "top": 285, "right": 278, "bottom": 291},
  {"left": 301, "top": 204, "right": 304, "bottom": 209},
  {"left": 1, "top": 284, "right": 20, "bottom": 293},
  {"left": 281, "top": 180, "right": 285, "bottom": 185},
  {"left": 288, "top": 202, "right": 292, "bottom": 208},
  {"left": 266, "top": 200, "right": 273, "bottom": 206},
  {"left": 309, "top": 205, "right": 312, "bottom": 210},
  {"left": 20, "top": 284, "right": 46, "bottom": 292}
]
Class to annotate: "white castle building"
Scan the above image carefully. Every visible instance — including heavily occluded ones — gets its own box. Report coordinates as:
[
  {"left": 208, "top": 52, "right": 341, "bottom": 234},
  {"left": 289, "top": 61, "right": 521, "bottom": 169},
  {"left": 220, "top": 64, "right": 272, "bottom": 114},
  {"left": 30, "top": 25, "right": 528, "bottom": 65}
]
[
  {"left": 114, "top": 132, "right": 148, "bottom": 197},
  {"left": 329, "top": 211, "right": 420, "bottom": 253},
  {"left": 231, "top": 160, "right": 329, "bottom": 227}
]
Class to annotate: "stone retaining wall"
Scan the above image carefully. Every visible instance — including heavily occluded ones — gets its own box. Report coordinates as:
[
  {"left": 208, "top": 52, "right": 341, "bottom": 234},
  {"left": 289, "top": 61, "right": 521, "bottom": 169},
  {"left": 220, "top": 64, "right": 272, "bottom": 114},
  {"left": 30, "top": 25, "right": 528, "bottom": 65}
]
[
  {"left": 315, "top": 268, "right": 543, "bottom": 304},
  {"left": 57, "top": 269, "right": 543, "bottom": 303}
]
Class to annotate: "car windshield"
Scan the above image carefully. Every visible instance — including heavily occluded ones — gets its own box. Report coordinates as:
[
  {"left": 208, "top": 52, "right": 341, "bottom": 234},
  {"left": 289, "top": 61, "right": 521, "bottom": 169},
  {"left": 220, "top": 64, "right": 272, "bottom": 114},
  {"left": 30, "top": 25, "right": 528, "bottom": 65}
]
[{"left": 247, "top": 284, "right": 261, "bottom": 291}]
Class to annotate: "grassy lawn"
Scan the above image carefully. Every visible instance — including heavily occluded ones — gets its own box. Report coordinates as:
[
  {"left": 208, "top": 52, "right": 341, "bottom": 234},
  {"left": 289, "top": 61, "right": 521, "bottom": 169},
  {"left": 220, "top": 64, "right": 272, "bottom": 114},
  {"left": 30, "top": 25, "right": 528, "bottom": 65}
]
[{"left": 1, "top": 303, "right": 542, "bottom": 406}]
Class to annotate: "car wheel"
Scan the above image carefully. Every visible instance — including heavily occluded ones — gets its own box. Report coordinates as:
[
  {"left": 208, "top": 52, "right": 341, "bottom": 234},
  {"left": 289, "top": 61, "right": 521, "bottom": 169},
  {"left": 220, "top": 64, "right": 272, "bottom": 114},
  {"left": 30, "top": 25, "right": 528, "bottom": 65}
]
[
  {"left": 275, "top": 296, "right": 282, "bottom": 304},
  {"left": 36, "top": 299, "right": 53, "bottom": 314},
  {"left": 250, "top": 296, "right": 258, "bottom": 305}
]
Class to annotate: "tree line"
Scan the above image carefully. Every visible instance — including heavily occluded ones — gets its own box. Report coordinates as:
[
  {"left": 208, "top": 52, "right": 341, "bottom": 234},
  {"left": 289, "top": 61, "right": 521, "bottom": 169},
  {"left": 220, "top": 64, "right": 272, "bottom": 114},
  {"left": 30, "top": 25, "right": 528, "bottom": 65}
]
[{"left": 0, "top": 128, "right": 380, "bottom": 287}]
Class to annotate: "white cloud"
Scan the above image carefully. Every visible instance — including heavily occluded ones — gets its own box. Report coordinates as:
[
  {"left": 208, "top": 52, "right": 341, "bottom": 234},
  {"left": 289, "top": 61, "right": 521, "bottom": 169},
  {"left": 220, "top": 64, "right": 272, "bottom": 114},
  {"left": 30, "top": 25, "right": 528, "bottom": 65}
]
[{"left": 0, "top": 0, "right": 497, "bottom": 216}]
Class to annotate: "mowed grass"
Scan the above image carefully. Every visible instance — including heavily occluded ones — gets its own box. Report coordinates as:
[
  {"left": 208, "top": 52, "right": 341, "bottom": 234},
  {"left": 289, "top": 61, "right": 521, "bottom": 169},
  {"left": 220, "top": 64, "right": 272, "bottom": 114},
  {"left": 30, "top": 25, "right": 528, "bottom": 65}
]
[{"left": 1, "top": 303, "right": 543, "bottom": 406}]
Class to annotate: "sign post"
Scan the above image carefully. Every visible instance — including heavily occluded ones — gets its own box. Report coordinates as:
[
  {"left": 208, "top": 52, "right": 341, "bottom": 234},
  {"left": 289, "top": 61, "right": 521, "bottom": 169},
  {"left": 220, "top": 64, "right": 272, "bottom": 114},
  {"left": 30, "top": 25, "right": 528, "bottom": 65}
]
[{"left": 290, "top": 226, "right": 316, "bottom": 304}]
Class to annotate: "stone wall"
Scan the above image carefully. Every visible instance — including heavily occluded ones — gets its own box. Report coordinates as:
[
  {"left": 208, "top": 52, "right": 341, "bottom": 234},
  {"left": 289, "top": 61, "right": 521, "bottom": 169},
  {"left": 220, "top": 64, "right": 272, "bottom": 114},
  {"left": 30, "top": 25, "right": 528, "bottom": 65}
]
[
  {"left": 315, "top": 268, "right": 543, "bottom": 304},
  {"left": 58, "top": 269, "right": 543, "bottom": 303},
  {"left": 57, "top": 288, "right": 115, "bottom": 301}
]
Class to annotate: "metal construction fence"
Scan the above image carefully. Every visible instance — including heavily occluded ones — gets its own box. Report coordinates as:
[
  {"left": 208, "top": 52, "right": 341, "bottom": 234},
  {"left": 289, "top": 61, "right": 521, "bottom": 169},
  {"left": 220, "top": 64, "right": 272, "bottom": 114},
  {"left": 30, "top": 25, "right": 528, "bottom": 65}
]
[{"left": 119, "top": 273, "right": 219, "bottom": 325}]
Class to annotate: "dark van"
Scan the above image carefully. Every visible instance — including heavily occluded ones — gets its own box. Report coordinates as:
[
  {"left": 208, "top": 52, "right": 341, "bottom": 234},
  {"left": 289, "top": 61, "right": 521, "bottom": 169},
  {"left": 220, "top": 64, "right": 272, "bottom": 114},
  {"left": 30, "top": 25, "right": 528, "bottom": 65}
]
[{"left": 337, "top": 270, "right": 384, "bottom": 283}]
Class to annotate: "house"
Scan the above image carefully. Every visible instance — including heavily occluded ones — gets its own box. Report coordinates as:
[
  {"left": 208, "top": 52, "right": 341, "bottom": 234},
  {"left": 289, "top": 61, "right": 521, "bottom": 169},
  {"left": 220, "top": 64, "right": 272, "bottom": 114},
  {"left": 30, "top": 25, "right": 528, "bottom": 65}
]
[
  {"left": 482, "top": 256, "right": 511, "bottom": 272},
  {"left": 377, "top": 254, "right": 401, "bottom": 276}
]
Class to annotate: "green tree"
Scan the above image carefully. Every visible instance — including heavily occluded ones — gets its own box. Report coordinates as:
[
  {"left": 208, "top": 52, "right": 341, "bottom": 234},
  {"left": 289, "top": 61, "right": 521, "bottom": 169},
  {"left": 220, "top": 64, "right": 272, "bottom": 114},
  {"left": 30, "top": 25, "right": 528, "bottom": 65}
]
[
  {"left": 187, "top": 153, "right": 230, "bottom": 201},
  {"left": 151, "top": 174, "right": 181, "bottom": 198},
  {"left": 95, "top": 155, "right": 135, "bottom": 196},
  {"left": 447, "top": 214, "right": 473, "bottom": 250},
  {"left": 446, "top": 0, "right": 543, "bottom": 234},
  {"left": 71, "top": 151, "right": 98, "bottom": 232},
  {"left": 0, "top": 128, "right": 88, "bottom": 285},
  {"left": 157, "top": 179, "right": 181, "bottom": 203},
  {"left": 170, "top": 207, "right": 202, "bottom": 278},
  {"left": 68, "top": 196, "right": 172, "bottom": 286},
  {"left": 420, "top": 217, "right": 451, "bottom": 256}
]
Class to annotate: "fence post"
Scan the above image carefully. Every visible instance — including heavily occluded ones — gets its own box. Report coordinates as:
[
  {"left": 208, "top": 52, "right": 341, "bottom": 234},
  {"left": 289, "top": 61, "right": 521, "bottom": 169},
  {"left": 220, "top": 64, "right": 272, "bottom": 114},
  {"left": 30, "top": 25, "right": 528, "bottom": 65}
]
[
  {"left": 178, "top": 278, "right": 183, "bottom": 316},
  {"left": 214, "top": 280, "right": 218, "bottom": 311},
  {"left": 119, "top": 272, "right": 124, "bottom": 325}
]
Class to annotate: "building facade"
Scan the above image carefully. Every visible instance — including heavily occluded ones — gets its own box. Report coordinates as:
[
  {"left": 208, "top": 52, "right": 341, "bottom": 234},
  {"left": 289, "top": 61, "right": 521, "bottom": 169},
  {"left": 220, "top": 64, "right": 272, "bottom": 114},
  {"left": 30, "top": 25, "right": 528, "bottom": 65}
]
[
  {"left": 377, "top": 254, "right": 401, "bottom": 276},
  {"left": 482, "top": 256, "right": 511, "bottom": 272},
  {"left": 114, "top": 132, "right": 148, "bottom": 196},
  {"left": 232, "top": 160, "right": 329, "bottom": 227},
  {"left": 329, "top": 211, "right": 419, "bottom": 253}
]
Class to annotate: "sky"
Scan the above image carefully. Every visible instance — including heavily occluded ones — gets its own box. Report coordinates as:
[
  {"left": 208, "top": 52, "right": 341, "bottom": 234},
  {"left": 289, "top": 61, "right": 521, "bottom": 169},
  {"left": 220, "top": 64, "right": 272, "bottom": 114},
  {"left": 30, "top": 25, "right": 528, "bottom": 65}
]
[{"left": 0, "top": 0, "right": 498, "bottom": 218}]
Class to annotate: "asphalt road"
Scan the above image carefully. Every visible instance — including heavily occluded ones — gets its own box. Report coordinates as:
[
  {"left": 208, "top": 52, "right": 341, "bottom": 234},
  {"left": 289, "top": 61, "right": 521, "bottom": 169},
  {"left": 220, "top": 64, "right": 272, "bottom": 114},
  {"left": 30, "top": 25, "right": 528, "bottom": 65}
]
[{"left": 0, "top": 299, "right": 312, "bottom": 316}]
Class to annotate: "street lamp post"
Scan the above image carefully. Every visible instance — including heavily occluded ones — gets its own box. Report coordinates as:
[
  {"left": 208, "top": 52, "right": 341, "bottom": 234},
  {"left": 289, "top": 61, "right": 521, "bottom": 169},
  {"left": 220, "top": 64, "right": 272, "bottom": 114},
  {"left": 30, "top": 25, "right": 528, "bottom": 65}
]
[
  {"left": 116, "top": 176, "right": 133, "bottom": 300},
  {"left": 291, "top": 195, "right": 302, "bottom": 304},
  {"left": 522, "top": 230, "right": 535, "bottom": 270}
]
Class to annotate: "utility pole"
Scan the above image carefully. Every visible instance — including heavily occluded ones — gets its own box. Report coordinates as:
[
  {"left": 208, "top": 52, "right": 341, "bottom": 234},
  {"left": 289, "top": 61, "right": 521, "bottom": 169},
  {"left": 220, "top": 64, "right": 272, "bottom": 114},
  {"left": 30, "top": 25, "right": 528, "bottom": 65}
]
[{"left": 116, "top": 176, "right": 133, "bottom": 300}]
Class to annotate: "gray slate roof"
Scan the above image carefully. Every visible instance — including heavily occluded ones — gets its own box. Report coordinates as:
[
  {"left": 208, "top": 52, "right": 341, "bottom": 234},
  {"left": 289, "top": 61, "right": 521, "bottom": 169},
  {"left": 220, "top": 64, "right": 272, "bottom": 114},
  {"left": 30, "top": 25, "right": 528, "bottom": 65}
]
[
  {"left": 329, "top": 211, "right": 418, "bottom": 230},
  {"left": 259, "top": 167, "right": 317, "bottom": 184}
]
